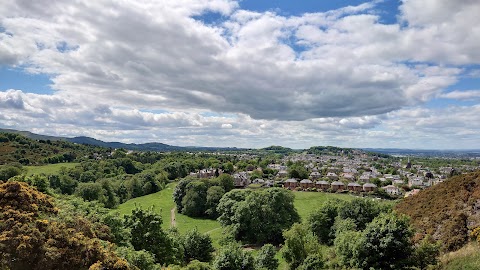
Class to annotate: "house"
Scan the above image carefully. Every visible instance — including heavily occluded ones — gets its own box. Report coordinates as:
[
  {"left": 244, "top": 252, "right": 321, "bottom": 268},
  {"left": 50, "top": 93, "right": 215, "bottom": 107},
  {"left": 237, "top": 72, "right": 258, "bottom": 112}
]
[
  {"left": 343, "top": 173, "right": 355, "bottom": 181},
  {"left": 284, "top": 178, "right": 298, "bottom": 189},
  {"left": 359, "top": 174, "right": 371, "bottom": 182},
  {"left": 277, "top": 170, "right": 288, "bottom": 178},
  {"left": 383, "top": 185, "right": 400, "bottom": 195},
  {"left": 363, "top": 183, "right": 377, "bottom": 192},
  {"left": 347, "top": 182, "right": 362, "bottom": 192},
  {"left": 409, "top": 176, "right": 424, "bottom": 187},
  {"left": 315, "top": 180, "right": 330, "bottom": 191},
  {"left": 233, "top": 172, "right": 250, "bottom": 188},
  {"left": 327, "top": 172, "right": 339, "bottom": 181},
  {"left": 300, "top": 179, "right": 314, "bottom": 189},
  {"left": 393, "top": 179, "right": 404, "bottom": 185},
  {"left": 309, "top": 171, "right": 322, "bottom": 180},
  {"left": 331, "top": 181, "right": 345, "bottom": 192}
]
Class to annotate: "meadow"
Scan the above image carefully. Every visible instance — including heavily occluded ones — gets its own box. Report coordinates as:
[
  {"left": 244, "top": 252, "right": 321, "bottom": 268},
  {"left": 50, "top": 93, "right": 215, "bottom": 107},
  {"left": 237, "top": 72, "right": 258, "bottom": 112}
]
[
  {"left": 25, "top": 162, "right": 79, "bottom": 175},
  {"left": 115, "top": 184, "right": 358, "bottom": 248}
]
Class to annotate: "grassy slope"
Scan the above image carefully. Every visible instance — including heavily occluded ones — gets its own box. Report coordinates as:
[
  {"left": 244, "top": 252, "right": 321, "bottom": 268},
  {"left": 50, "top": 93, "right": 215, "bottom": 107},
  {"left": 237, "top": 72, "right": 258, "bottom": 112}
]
[
  {"left": 25, "top": 163, "right": 79, "bottom": 175},
  {"left": 439, "top": 242, "right": 480, "bottom": 270},
  {"left": 115, "top": 186, "right": 357, "bottom": 249}
]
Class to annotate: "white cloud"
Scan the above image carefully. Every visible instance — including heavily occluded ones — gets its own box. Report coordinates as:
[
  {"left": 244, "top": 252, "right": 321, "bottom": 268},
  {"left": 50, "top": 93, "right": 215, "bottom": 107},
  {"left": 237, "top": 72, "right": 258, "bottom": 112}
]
[
  {"left": 440, "top": 90, "right": 480, "bottom": 101},
  {"left": 0, "top": 0, "right": 480, "bottom": 148}
]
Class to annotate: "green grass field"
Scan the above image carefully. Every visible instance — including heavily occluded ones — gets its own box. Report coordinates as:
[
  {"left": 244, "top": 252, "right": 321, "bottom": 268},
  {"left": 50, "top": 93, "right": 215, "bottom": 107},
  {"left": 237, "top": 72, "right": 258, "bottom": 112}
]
[
  {"left": 115, "top": 186, "right": 392, "bottom": 269},
  {"left": 114, "top": 185, "right": 357, "bottom": 249},
  {"left": 25, "top": 162, "right": 79, "bottom": 175},
  {"left": 293, "top": 191, "right": 354, "bottom": 221},
  {"left": 114, "top": 183, "right": 224, "bottom": 247}
]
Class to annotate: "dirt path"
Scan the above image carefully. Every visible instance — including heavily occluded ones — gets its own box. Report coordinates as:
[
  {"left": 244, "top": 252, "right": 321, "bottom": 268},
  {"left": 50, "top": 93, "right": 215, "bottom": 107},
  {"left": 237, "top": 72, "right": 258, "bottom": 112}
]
[{"left": 170, "top": 207, "right": 176, "bottom": 227}]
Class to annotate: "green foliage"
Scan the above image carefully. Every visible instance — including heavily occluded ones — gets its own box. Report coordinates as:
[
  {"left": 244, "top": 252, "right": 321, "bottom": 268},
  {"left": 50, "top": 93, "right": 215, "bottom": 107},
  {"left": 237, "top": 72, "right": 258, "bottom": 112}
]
[
  {"left": 357, "top": 212, "right": 414, "bottom": 270},
  {"left": 337, "top": 198, "right": 390, "bottom": 230},
  {"left": 182, "top": 181, "right": 208, "bottom": 217},
  {"left": 116, "top": 246, "right": 161, "bottom": 270},
  {"left": 334, "top": 230, "right": 363, "bottom": 268},
  {"left": 212, "top": 244, "right": 255, "bottom": 270},
  {"left": 297, "top": 255, "right": 325, "bottom": 270},
  {"left": 183, "top": 228, "right": 215, "bottom": 263},
  {"left": 308, "top": 199, "right": 340, "bottom": 245},
  {"left": 173, "top": 178, "right": 194, "bottom": 212},
  {"left": 288, "top": 162, "right": 309, "bottom": 179},
  {"left": 124, "top": 206, "right": 178, "bottom": 265},
  {"left": 218, "top": 188, "right": 300, "bottom": 245},
  {"left": 255, "top": 244, "right": 279, "bottom": 270},
  {"left": 217, "top": 189, "right": 251, "bottom": 226},
  {"left": 281, "top": 223, "right": 322, "bottom": 270},
  {"left": 205, "top": 186, "right": 225, "bottom": 219},
  {"left": 412, "top": 235, "right": 441, "bottom": 269},
  {"left": 103, "top": 212, "right": 130, "bottom": 246},
  {"left": 0, "top": 165, "right": 23, "bottom": 181},
  {"left": 183, "top": 260, "right": 213, "bottom": 270},
  {"left": 216, "top": 174, "right": 234, "bottom": 192},
  {"left": 75, "top": 182, "right": 105, "bottom": 202}
]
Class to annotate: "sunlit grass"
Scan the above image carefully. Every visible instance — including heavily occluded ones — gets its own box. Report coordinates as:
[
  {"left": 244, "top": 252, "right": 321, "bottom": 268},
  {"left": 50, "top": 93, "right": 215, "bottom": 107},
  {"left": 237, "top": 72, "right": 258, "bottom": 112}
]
[{"left": 25, "top": 162, "right": 79, "bottom": 175}]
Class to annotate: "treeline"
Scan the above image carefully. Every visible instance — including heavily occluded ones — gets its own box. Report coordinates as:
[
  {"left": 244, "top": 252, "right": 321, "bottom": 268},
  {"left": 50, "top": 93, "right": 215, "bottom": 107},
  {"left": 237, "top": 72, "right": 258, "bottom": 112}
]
[
  {"left": 173, "top": 175, "right": 234, "bottom": 219},
  {"left": 0, "top": 132, "right": 109, "bottom": 165}
]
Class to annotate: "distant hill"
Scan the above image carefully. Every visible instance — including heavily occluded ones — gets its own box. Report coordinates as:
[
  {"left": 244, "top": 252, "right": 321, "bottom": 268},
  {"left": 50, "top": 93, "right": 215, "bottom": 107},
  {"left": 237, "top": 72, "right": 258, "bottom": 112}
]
[
  {"left": 363, "top": 147, "right": 480, "bottom": 158},
  {"left": 0, "top": 128, "right": 65, "bottom": 141},
  {"left": 0, "top": 132, "right": 108, "bottom": 165},
  {"left": 0, "top": 129, "right": 243, "bottom": 152},
  {"left": 396, "top": 171, "right": 480, "bottom": 251}
]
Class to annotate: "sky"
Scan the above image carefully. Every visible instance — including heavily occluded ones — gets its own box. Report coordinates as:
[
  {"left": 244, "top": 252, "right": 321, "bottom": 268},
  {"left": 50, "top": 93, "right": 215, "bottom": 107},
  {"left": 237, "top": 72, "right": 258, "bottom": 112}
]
[{"left": 1, "top": 0, "right": 480, "bottom": 149}]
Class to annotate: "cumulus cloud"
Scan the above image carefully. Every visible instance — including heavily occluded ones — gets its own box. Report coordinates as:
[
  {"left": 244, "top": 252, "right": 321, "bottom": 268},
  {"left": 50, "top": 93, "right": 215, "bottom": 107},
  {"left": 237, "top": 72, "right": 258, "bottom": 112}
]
[{"left": 0, "top": 0, "right": 480, "bottom": 148}]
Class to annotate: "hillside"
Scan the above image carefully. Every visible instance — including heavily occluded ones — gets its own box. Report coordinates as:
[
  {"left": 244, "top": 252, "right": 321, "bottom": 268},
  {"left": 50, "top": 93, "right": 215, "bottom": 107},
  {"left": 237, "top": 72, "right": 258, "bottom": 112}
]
[
  {"left": 0, "top": 132, "right": 107, "bottom": 165},
  {"left": 0, "top": 129, "right": 243, "bottom": 152},
  {"left": 395, "top": 171, "right": 480, "bottom": 251}
]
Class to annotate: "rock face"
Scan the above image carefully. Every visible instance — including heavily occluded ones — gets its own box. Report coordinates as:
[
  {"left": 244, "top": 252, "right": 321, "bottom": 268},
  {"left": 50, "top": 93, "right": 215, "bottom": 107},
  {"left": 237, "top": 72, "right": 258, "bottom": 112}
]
[{"left": 396, "top": 171, "right": 480, "bottom": 251}]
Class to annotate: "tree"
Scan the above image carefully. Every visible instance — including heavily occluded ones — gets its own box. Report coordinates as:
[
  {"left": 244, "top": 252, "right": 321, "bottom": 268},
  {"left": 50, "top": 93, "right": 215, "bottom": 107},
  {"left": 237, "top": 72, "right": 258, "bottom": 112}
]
[
  {"left": 182, "top": 181, "right": 208, "bottom": 217},
  {"left": 173, "top": 178, "right": 193, "bottom": 212},
  {"left": 124, "top": 206, "right": 178, "bottom": 265},
  {"left": 217, "top": 189, "right": 251, "bottom": 226},
  {"left": 99, "top": 179, "right": 119, "bottom": 208},
  {"left": 255, "top": 244, "right": 279, "bottom": 270},
  {"left": 334, "top": 230, "right": 363, "bottom": 268},
  {"left": 308, "top": 199, "right": 340, "bottom": 245},
  {"left": 356, "top": 212, "right": 414, "bottom": 270},
  {"left": 337, "top": 198, "right": 389, "bottom": 230},
  {"left": 218, "top": 188, "right": 300, "bottom": 245},
  {"left": 183, "top": 228, "right": 215, "bottom": 263},
  {"left": 205, "top": 186, "right": 225, "bottom": 219},
  {"left": 411, "top": 235, "right": 440, "bottom": 269},
  {"left": 216, "top": 174, "right": 234, "bottom": 192},
  {"left": 75, "top": 182, "right": 104, "bottom": 202},
  {"left": 212, "top": 244, "right": 254, "bottom": 270},
  {"left": 298, "top": 255, "right": 325, "bottom": 270},
  {"left": 288, "top": 163, "right": 308, "bottom": 179},
  {"left": 116, "top": 246, "right": 160, "bottom": 270},
  {"left": 0, "top": 165, "right": 22, "bottom": 181},
  {"left": 281, "top": 223, "right": 322, "bottom": 270}
]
